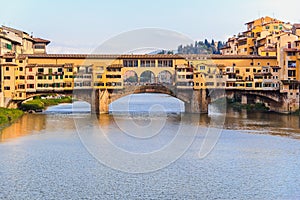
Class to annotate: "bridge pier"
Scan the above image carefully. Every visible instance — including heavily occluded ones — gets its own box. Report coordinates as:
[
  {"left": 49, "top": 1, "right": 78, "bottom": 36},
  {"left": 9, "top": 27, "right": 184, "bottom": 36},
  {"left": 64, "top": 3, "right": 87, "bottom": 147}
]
[
  {"left": 241, "top": 95, "right": 247, "bottom": 105},
  {"left": 98, "top": 89, "right": 110, "bottom": 114},
  {"left": 183, "top": 89, "right": 208, "bottom": 113}
]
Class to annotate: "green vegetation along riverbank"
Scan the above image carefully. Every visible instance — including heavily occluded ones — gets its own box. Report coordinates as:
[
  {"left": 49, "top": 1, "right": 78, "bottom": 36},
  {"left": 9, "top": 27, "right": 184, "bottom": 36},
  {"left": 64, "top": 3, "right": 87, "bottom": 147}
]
[
  {"left": 20, "top": 96, "right": 73, "bottom": 112},
  {"left": 0, "top": 108, "right": 23, "bottom": 128},
  {"left": 228, "top": 100, "right": 270, "bottom": 112}
]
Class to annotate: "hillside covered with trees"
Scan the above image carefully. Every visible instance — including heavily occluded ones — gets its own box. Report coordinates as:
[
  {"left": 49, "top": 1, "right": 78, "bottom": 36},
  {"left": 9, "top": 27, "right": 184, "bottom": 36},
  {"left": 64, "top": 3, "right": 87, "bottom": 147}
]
[{"left": 177, "top": 39, "right": 225, "bottom": 54}]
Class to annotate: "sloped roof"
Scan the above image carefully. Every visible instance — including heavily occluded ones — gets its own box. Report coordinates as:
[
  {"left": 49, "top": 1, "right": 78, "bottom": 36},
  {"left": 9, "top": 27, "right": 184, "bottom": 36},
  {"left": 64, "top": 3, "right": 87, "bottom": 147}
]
[{"left": 33, "top": 38, "right": 50, "bottom": 44}]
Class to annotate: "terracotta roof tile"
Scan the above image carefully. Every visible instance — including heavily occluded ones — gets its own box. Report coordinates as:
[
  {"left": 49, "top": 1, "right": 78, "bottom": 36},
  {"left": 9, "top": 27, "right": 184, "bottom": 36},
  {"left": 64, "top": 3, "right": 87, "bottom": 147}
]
[
  {"left": 293, "top": 24, "right": 300, "bottom": 29},
  {"left": 33, "top": 38, "right": 50, "bottom": 44}
]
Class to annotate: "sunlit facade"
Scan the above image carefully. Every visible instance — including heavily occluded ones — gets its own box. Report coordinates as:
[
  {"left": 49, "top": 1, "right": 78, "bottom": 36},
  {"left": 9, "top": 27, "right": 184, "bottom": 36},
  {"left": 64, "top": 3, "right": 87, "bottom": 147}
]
[{"left": 0, "top": 20, "right": 299, "bottom": 107}]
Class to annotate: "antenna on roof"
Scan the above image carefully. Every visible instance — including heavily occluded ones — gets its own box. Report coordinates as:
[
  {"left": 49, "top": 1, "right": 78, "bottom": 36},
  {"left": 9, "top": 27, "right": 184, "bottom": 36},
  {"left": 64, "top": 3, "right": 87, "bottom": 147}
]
[{"left": 31, "top": 32, "right": 33, "bottom": 37}]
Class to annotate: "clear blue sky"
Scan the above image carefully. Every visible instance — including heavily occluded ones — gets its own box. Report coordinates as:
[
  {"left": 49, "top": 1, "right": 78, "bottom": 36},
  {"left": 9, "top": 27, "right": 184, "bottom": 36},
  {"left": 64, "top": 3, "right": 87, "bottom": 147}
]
[{"left": 1, "top": 0, "right": 299, "bottom": 53}]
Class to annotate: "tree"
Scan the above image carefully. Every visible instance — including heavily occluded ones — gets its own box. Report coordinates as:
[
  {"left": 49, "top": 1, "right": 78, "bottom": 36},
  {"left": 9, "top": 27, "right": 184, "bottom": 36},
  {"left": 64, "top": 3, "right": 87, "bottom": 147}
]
[
  {"left": 204, "top": 39, "right": 210, "bottom": 48},
  {"left": 211, "top": 39, "right": 215, "bottom": 47},
  {"left": 176, "top": 39, "right": 224, "bottom": 55}
]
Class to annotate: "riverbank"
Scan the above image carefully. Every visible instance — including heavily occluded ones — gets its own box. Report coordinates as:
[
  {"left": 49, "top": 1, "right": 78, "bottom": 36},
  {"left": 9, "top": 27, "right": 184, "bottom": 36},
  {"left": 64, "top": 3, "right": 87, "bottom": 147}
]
[
  {"left": 228, "top": 101, "right": 270, "bottom": 112},
  {"left": 0, "top": 108, "right": 23, "bottom": 128},
  {"left": 20, "top": 96, "right": 73, "bottom": 112}
]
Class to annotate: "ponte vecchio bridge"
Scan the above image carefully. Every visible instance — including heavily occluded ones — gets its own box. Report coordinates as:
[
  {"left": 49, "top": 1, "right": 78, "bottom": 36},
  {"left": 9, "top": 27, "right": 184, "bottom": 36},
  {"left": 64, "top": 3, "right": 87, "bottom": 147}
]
[{"left": 2, "top": 54, "right": 296, "bottom": 114}]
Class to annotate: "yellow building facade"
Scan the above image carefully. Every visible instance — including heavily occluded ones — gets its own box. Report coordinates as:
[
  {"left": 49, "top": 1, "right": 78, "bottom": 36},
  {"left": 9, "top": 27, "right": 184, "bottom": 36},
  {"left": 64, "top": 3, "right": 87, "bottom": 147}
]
[{"left": 0, "top": 21, "right": 300, "bottom": 109}]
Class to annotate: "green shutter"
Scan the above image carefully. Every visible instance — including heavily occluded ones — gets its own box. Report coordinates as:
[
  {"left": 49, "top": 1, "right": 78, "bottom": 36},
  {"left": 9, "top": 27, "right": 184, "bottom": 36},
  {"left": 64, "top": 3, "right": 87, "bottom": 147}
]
[{"left": 6, "top": 44, "right": 12, "bottom": 50}]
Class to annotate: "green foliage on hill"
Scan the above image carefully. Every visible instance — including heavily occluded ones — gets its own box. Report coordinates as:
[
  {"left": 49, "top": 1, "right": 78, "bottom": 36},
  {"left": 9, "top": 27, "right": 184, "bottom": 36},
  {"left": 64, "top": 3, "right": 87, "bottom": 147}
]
[{"left": 177, "top": 39, "right": 225, "bottom": 54}]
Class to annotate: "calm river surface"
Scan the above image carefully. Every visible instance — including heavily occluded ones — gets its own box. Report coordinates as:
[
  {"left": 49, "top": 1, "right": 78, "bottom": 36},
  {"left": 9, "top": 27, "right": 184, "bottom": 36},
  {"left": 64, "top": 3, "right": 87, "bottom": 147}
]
[{"left": 0, "top": 94, "right": 299, "bottom": 199}]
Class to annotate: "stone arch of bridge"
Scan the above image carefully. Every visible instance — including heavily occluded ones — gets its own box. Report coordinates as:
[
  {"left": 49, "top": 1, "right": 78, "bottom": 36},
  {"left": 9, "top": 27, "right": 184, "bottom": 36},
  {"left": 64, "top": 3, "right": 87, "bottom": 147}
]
[
  {"left": 139, "top": 70, "right": 156, "bottom": 84},
  {"left": 157, "top": 70, "right": 173, "bottom": 85},
  {"left": 97, "top": 84, "right": 201, "bottom": 113}
]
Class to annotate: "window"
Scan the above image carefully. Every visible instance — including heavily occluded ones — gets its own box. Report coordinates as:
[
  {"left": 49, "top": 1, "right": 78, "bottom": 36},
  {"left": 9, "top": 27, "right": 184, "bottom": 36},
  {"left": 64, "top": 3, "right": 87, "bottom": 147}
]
[
  {"left": 266, "top": 26, "right": 270, "bottom": 30},
  {"left": 29, "top": 68, "right": 33, "bottom": 72},
  {"left": 205, "top": 82, "right": 214, "bottom": 86},
  {"left": 123, "top": 60, "right": 138, "bottom": 67},
  {"left": 255, "top": 83, "right": 262, "bottom": 88},
  {"left": 246, "top": 83, "right": 252, "bottom": 87},
  {"left": 49, "top": 68, "right": 52, "bottom": 74},
  {"left": 287, "top": 52, "right": 295, "bottom": 56},
  {"left": 27, "top": 75, "right": 34, "bottom": 80},
  {"left": 37, "top": 76, "right": 43, "bottom": 80},
  {"left": 140, "top": 60, "right": 155, "bottom": 67},
  {"left": 48, "top": 76, "right": 52, "bottom": 80},
  {"left": 19, "top": 76, "right": 25, "bottom": 80},
  {"left": 4, "top": 86, "right": 10, "bottom": 90},
  {"left": 19, "top": 67, "right": 23, "bottom": 71},
  {"left": 5, "top": 58, "right": 13, "bottom": 62},
  {"left": 97, "top": 74, "right": 102, "bottom": 79},
  {"left": 6, "top": 67, "right": 9, "bottom": 71},
  {"left": 288, "top": 70, "right": 296, "bottom": 77},
  {"left": 273, "top": 68, "right": 278, "bottom": 73},
  {"left": 18, "top": 84, "right": 25, "bottom": 89},
  {"left": 274, "top": 26, "right": 278, "bottom": 29},
  {"left": 288, "top": 61, "right": 296, "bottom": 68},
  {"left": 38, "top": 68, "right": 44, "bottom": 73},
  {"left": 27, "top": 84, "right": 34, "bottom": 89},
  {"left": 67, "top": 68, "right": 73, "bottom": 72},
  {"left": 186, "top": 75, "right": 193, "bottom": 79},
  {"left": 94, "top": 82, "right": 105, "bottom": 87},
  {"left": 253, "top": 69, "right": 256, "bottom": 73},
  {"left": 106, "top": 75, "right": 121, "bottom": 79},
  {"left": 58, "top": 68, "right": 63, "bottom": 72},
  {"left": 5, "top": 43, "right": 12, "bottom": 50},
  {"left": 4, "top": 76, "right": 10, "bottom": 80},
  {"left": 200, "top": 66, "right": 205, "bottom": 70},
  {"left": 34, "top": 44, "right": 45, "bottom": 49},
  {"left": 246, "top": 68, "right": 250, "bottom": 72},
  {"left": 158, "top": 60, "right": 173, "bottom": 67}
]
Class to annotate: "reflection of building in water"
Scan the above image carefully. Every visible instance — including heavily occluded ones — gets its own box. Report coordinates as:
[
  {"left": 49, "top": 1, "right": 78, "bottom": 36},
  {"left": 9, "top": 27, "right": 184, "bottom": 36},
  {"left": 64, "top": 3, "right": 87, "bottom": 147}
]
[
  {"left": 0, "top": 113, "right": 79, "bottom": 142},
  {"left": 0, "top": 114, "right": 46, "bottom": 142}
]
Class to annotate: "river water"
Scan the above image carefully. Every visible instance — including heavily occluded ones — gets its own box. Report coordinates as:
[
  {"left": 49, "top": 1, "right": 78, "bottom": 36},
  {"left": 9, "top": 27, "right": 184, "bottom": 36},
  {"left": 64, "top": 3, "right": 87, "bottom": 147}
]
[{"left": 0, "top": 94, "right": 299, "bottom": 199}]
